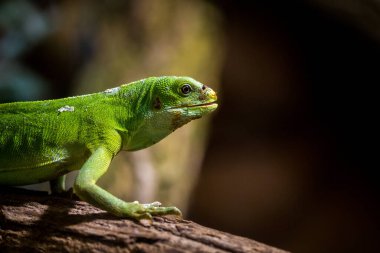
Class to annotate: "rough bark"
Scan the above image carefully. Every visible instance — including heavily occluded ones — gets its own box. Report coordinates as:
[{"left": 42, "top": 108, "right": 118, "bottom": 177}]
[{"left": 0, "top": 188, "right": 287, "bottom": 253}]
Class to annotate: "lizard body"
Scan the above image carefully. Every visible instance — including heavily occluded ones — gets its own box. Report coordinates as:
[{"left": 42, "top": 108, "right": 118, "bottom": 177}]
[{"left": 0, "top": 76, "right": 217, "bottom": 219}]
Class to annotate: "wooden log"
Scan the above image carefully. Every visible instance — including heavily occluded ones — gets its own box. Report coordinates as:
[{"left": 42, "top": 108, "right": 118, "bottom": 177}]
[{"left": 0, "top": 188, "right": 288, "bottom": 253}]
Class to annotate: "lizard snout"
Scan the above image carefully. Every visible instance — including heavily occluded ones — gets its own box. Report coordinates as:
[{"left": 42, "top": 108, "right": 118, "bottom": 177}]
[{"left": 199, "top": 85, "right": 217, "bottom": 102}]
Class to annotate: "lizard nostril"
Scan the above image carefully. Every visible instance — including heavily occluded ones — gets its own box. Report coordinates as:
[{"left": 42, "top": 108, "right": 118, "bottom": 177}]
[{"left": 201, "top": 85, "right": 207, "bottom": 91}]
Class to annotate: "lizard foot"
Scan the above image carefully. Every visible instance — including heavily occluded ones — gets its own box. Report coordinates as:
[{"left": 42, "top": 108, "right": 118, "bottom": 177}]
[{"left": 124, "top": 201, "right": 182, "bottom": 220}]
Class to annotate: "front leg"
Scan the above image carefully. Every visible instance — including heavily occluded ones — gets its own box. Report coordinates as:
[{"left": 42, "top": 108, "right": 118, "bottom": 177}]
[{"left": 73, "top": 147, "right": 181, "bottom": 220}]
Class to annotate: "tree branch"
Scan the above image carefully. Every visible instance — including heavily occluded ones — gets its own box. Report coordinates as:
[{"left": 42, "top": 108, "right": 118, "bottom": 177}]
[{"left": 0, "top": 188, "right": 288, "bottom": 253}]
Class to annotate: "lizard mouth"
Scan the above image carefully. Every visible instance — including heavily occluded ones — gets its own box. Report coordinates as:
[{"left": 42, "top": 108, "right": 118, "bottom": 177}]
[
  {"left": 186, "top": 101, "right": 218, "bottom": 108},
  {"left": 168, "top": 101, "right": 218, "bottom": 110}
]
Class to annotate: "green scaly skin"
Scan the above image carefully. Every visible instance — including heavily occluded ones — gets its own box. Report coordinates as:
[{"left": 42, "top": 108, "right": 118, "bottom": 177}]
[{"left": 0, "top": 76, "right": 218, "bottom": 220}]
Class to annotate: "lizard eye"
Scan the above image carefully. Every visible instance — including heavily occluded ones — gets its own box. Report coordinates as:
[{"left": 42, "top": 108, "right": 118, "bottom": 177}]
[{"left": 180, "top": 84, "right": 192, "bottom": 95}]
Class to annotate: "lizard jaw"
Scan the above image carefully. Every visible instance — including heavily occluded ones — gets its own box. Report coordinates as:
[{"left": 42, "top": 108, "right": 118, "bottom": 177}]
[
  {"left": 186, "top": 101, "right": 218, "bottom": 108},
  {"left": 167, "top": 101, "right": 218, "bottom": 110}
]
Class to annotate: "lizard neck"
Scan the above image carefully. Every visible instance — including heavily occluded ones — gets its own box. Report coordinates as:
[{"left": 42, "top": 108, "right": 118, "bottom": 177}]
[
  {"left": 112, "top": 78, "right": 179, "bottom": 151},
  {"left": 112, "top": 79, "right": 158, "bottom": 151}
]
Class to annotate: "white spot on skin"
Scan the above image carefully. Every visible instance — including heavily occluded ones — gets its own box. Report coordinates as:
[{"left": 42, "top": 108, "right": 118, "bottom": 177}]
[
  {"left": 104, "top": 87, "right": 120, "bottom": 95},
  {"left": 58, "top": 105, "right": 75, "bottom": 113}
]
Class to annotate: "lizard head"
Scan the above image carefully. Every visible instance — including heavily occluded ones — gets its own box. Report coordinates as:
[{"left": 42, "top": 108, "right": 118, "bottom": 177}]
[
  {"left": 124, "top": 76, "right": 218, "bottom": 150},
  {"left": 154, "top": 76, "right": 218, "bottom": 126}
]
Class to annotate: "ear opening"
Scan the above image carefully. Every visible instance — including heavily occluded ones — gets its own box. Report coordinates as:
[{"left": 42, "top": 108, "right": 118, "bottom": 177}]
[{"left": 153, "top": 97, "right": 162, "bottom": 110}]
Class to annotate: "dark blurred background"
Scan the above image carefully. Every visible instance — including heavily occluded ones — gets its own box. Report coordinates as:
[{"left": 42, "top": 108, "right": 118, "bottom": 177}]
[{"left": 1, "top": 1, "right": 379, "bottom": 252}]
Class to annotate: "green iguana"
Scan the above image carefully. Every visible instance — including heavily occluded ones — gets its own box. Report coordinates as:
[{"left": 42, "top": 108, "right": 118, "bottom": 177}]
[{"left": 0, "top": 76, "right": 218, "bottom": 220}]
